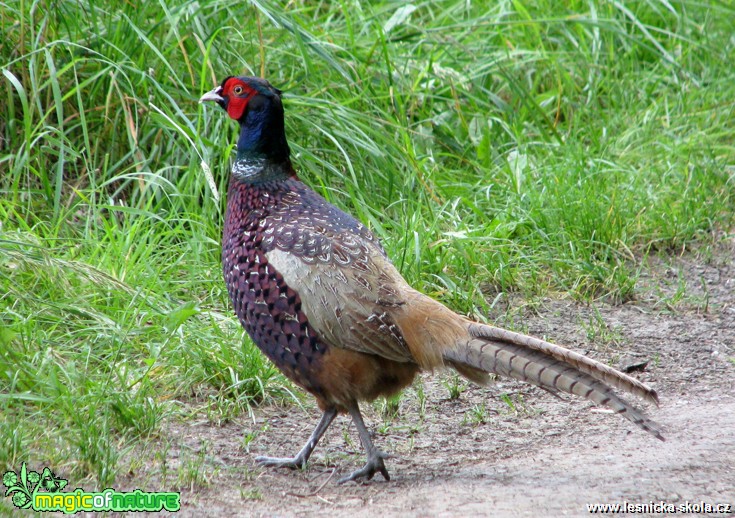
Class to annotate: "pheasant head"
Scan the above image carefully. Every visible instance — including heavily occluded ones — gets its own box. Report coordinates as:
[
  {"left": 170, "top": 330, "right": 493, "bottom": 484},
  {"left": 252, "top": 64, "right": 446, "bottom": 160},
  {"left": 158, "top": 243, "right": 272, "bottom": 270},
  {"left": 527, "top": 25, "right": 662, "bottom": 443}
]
[{"left": 200, "top": 76, "right": 291, "bottom": 179}]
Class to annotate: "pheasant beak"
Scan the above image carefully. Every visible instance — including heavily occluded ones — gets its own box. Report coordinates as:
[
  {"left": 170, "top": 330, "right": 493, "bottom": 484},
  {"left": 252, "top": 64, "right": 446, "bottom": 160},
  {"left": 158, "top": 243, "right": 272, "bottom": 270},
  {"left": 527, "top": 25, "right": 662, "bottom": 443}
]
[{"left": 199, "top": 86, "right": 224, "bottom": 104}]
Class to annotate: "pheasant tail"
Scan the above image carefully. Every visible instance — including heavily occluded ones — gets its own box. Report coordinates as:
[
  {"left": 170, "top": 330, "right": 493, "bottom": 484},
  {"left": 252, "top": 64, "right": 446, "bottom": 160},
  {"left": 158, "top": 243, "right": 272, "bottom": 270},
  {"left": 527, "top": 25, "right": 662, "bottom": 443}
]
[{"left": 393, "top": 292, "right": 665, "bottom": 441}]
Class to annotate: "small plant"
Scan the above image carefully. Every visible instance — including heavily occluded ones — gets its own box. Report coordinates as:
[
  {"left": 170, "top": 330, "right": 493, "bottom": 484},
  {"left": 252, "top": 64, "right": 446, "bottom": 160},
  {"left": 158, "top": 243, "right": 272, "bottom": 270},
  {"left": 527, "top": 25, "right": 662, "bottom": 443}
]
[
  {"left": 462, "top": 403, "right": 488, "bottom": 426},
  {"left": 240, "top": 487, "right": 263, "bottom": 500},
  {"left": 154, "top": 442, "right": 172, "bottom": 484},
  {"left": 499, "top": 393, "right": 536, "bottom": 417},
  {"left": 405, "top": 435, "right": 416, "bottom": 455},
  {"left": 660, "top": 271, "right": 689, "bottom": 310},
  {"left": 376, "top": 421, "right": 393, "bottom": 435},
  {"left": 342, "top": 428, "right": 356, "bottom": 452},
  {"left": 500, "top": 393, "right": 517, "bottom": 414},
  {"left": 415, "top": 380, "right": 427, "bottom": 420},
  {"left": 241, "top": 429, "right": 260, "bottom": 453},
  {"left": 206, "top": 394, "right": 242, "bottom": 426},
  {"left": 176, "top": 443, "right": 214, "bottom": 490},
  {"left": 579, "top": 309, "right": 625, "bottom": 348},
  {"left": 442, "top": 373, "right": 466, "bottom": 400},
  {"left": 699, "top": 274, "right": 710, "bottom": 314},
  {"left": 376, "top": 394, "right": 402, "bottom": 421}
]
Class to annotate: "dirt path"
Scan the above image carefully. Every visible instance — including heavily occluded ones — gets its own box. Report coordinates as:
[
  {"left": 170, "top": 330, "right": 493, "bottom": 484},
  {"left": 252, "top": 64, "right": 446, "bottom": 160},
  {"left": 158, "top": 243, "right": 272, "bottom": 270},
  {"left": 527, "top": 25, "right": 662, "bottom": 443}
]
[
  {"left": 123, "top": 241, "right": 735, "bottom": 516},
  {"left": 396, "top": 397, "right": 734, "bottom": 516}
]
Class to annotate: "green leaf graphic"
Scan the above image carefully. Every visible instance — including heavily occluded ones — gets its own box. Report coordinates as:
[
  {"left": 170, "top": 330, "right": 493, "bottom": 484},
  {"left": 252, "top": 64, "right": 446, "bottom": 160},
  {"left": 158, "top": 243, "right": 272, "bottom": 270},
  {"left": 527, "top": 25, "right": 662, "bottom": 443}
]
[{"left": 39, "top": 467, "right": 67, "bottom": 493}]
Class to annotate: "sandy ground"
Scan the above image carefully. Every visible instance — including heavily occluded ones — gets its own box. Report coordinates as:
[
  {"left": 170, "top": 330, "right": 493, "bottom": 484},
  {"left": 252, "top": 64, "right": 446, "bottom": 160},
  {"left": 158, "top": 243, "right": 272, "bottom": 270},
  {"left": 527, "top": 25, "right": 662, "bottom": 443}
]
[{"left": 120, "top": 240, "right": 735, "bottom": 517}]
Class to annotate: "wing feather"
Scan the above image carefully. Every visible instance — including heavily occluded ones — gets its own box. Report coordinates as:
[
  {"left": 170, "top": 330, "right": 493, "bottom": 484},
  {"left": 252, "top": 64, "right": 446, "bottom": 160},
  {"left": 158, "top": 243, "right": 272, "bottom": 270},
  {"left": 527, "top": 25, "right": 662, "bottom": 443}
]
[{"left": 265, "top": 229, "right": 415, "bottom": 363}]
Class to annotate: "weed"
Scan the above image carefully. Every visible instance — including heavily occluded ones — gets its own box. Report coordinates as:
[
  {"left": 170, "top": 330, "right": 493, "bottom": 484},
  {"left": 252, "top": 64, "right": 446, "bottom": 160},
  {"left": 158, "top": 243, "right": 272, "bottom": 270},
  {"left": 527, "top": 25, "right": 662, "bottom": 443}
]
[
  {"left": 579, "top": 309, "right": 625, "bottom": 348},
  {"left": 240, "top": 487, "right": 263, "bottom": 501},
  {"left": 414, "top": 380, "right": 427, "bottom": 420},
  {"left": 499, "top": 393, "right": 535, "bottom": 417},
  {"left": 442, "top": 373, "right": 466, "bottom": 400},
  {"left": 462, "top": 403, "right": 489, "bottom": 426},
  {"left": 241, "top": 430, "right": 260, "bottom": 453},
  {"left": 176, "top": 443, "right": 215, "bottom": 491}
]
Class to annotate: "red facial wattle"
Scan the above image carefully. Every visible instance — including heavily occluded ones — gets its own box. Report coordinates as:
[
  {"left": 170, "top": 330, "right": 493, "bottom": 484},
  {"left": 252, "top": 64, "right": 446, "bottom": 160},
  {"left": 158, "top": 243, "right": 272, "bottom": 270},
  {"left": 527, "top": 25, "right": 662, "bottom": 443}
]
[{"left": 222, "top": 78, "right": 256, "bottom": 121}]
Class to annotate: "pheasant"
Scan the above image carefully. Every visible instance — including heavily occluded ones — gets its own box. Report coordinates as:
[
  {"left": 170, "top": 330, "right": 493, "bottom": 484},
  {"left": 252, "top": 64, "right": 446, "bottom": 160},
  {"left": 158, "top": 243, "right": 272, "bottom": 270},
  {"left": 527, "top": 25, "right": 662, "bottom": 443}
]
[{"left": 199, "top": 76, "right": 664, "bottom": 484}]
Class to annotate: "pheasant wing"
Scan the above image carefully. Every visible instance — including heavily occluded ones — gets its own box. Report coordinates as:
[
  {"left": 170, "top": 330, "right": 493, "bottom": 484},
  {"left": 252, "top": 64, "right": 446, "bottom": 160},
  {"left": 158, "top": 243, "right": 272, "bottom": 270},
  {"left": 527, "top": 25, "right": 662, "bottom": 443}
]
[{"left": 264, "top": 223, "right": 416, "bottom": 363}]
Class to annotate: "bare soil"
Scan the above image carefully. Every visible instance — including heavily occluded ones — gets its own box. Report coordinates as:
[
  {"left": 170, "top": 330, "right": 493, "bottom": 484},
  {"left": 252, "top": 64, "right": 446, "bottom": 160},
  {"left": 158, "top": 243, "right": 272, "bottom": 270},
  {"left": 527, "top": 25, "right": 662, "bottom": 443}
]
[{"left": 120, "top": 239, "right": 735, "bottom": 517}]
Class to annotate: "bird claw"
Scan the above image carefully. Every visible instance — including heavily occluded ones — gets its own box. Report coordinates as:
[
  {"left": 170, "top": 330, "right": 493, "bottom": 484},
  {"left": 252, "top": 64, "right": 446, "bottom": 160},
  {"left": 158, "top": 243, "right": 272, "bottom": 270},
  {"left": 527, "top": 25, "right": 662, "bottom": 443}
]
[
  {"left": 338, "top": 450, "right": 391, "bottom": 484},
  {"left": 255, "top": 455, "right": 305, "bottom": 470}
]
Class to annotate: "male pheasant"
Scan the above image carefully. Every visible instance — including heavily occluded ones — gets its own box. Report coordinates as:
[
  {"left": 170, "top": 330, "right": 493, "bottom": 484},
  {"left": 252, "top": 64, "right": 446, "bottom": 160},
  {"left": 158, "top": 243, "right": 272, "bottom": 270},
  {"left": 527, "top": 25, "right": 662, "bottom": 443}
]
[{"left": 199, "top": 76, "right": 663, "bottom": 484}]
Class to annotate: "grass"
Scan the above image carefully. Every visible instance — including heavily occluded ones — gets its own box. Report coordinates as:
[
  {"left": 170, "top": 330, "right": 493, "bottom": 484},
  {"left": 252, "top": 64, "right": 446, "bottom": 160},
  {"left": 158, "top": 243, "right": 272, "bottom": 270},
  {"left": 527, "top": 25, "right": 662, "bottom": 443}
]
[{"left": 1, "top": 0, "right": 734, "bottom": 491}]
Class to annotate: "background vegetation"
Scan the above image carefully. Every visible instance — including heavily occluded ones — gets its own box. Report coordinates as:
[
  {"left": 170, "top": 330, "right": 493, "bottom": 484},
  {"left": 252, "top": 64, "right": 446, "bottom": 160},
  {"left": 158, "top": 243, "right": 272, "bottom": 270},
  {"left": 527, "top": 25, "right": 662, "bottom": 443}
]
[{"left": 1, "top": 0, "right": 733, "bottom": 492}]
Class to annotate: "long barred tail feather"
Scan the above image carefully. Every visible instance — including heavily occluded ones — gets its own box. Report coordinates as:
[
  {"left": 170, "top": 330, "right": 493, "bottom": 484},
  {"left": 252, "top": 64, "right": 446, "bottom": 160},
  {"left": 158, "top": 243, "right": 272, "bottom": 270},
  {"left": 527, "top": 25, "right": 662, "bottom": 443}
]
[{"left": 443, "top": 322, "right": 665, "bottom": 441}]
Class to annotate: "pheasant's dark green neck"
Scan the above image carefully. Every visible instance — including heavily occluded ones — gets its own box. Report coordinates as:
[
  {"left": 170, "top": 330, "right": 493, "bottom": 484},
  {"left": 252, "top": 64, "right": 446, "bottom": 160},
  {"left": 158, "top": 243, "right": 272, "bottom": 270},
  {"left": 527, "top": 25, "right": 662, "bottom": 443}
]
[{"left": 233, "top": 95, "right": 291, "bottom": 184}]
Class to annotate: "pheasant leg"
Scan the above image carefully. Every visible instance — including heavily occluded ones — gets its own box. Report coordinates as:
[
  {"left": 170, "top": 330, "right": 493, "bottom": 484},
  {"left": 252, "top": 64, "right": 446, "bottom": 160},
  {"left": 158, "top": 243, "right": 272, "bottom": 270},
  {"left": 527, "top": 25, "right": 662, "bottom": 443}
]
[
  {"left": 255, "top": 407, "right": 338, "bottom": 469},
  {"left": 338, "top": 403, "right": 390, "bottom": 483}
]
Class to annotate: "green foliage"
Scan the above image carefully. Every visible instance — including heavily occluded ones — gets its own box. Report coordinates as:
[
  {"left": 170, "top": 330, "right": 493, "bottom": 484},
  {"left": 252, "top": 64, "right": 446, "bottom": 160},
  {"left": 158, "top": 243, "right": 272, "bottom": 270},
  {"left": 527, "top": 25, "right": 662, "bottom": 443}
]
[
  {"left": 442, "top": 373, "right": 467, "bottom": 400},
  {"left": 1, "top": 0, "right": 734, "bottom": 487},
  {"left": 462, "top": 403, "right": 489, "bottom": 426}
]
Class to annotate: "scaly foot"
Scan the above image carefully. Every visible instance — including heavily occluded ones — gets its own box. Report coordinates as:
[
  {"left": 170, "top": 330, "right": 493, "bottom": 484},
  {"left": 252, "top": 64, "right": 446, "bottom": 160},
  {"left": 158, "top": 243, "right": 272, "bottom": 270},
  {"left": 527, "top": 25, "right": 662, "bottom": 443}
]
[
  {"left": 338, "top": 450, "right": 391, "bottom": 483},
  {"left": 254, "top": 408, "right": 338, "bottom": 473}
]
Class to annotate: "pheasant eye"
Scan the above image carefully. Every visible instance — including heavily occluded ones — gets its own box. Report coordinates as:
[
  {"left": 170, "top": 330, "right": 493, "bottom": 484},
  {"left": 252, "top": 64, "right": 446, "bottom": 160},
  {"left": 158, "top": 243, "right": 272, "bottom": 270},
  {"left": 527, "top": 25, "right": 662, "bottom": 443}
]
[{"left": 233, "top": 85, "right": 244, "bottom": 95}]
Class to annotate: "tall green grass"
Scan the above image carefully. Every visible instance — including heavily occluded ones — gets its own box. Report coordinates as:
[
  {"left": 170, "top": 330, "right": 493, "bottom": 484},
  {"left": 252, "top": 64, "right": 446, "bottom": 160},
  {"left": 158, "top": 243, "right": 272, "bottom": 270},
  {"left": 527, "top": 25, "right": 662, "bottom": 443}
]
[{"left": 1, "top": 0, "right": 733, "bottom": 488}]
